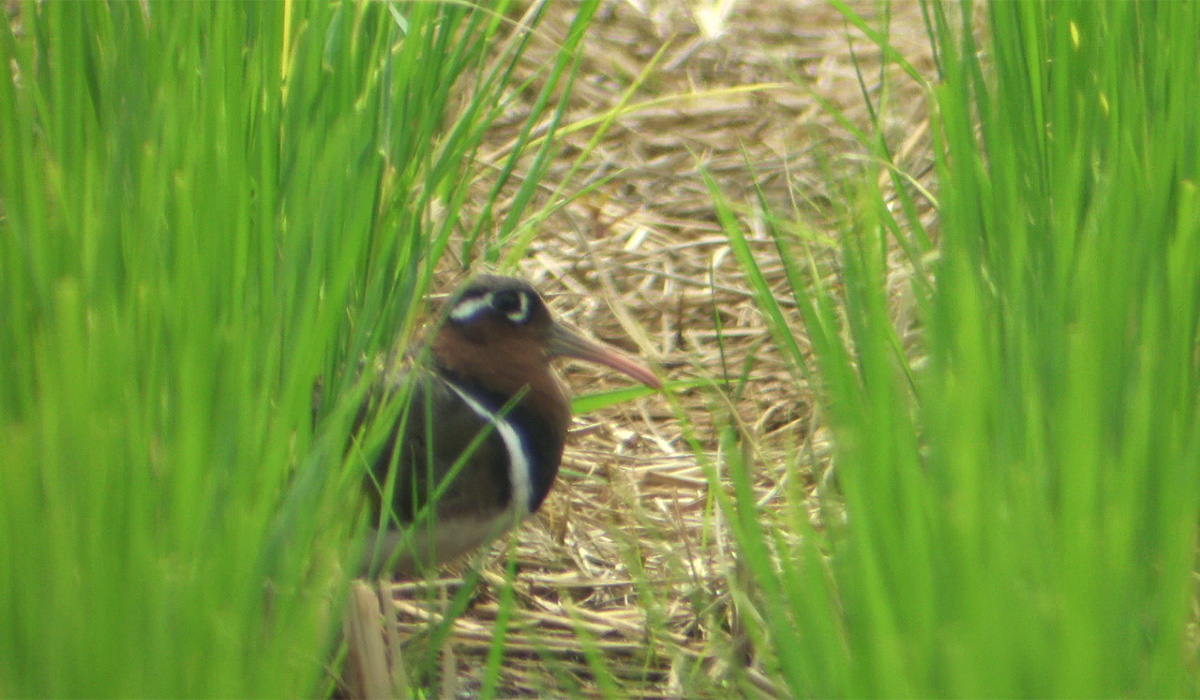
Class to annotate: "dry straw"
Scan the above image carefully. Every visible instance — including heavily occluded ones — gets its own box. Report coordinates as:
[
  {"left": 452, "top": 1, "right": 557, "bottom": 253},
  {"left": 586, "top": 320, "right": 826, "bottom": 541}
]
[{"left": 342, "top": 1, "right": 938, "bottom": 697}]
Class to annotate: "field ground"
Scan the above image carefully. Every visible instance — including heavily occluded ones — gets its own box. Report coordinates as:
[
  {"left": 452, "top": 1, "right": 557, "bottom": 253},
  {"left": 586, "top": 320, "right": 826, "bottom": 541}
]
[{"left": 357, "top": 1, "right": 940, "bottom": 696}]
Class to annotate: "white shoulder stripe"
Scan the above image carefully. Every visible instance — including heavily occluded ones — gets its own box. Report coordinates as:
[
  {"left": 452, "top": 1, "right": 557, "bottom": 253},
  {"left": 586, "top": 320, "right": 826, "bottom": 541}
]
[{"left": 443, "top": 382, "right": 532, "bottom": 517}]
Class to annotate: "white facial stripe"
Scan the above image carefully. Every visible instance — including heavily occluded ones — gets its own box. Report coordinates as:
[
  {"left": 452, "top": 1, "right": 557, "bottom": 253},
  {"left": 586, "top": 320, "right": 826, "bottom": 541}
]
[
  {"left": 448, "top": 295, "right": 492, "bottom": 323},
  {"left": 450, "top": 289, "right": 532, "bottom": 325},
  {"left": 443, "top": 381, "right": 532, "bottom": 518}
]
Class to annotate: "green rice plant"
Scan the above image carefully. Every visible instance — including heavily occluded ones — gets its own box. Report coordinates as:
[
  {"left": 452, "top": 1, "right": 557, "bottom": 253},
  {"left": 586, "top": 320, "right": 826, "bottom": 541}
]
[
  {"left": 0, "top": 0, "right": 592, "bottom": 695},
  {"left": 711, "top": 0, "right": 1200, "bottom": 696}
]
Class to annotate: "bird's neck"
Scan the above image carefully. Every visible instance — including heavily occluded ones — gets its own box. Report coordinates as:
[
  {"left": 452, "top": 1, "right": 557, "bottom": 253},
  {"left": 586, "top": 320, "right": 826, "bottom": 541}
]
[{"left": 430, "top": 331, "right": 571, "bottom": 426}]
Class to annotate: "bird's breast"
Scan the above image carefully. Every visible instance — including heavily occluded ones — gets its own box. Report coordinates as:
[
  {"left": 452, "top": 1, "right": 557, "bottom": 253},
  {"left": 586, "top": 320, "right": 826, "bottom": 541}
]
[{"left": 443, "top": 378, "right": 569, "bottom": 515}]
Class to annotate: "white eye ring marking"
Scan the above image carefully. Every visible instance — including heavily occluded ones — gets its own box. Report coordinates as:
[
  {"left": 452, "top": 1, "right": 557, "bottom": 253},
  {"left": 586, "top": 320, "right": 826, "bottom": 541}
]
[
  {"left": 449, "top": 294, "right": 492, "bottom": 323},
  {"left": 499, "top": 290, "right": 530, "bottom": 324}
]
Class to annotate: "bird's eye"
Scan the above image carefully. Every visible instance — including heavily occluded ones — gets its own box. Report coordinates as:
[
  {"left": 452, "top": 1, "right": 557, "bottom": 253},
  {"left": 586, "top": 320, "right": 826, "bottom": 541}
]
[{"left": 491, "top": 290, "right": 530, "bottom": 323}]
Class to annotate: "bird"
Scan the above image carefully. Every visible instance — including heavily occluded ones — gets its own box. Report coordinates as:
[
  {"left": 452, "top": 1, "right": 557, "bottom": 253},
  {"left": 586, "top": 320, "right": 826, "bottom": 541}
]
[{"left": 357, "top": 274, "right": 660, "bottom": 576}]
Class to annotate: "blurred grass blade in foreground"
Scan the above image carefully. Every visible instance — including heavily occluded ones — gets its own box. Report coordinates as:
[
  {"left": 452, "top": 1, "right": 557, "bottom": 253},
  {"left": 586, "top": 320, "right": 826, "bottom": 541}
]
[
  {"left": 712, "top": 1, "right": 1200, "bottom": 696},
  {"left": 0, "top": 0, "right": 588, "bottom": 695}
]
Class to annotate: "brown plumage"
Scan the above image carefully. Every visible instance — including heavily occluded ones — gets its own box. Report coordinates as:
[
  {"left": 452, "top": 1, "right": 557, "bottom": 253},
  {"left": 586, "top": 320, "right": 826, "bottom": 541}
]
[{"left": 360, "top": 275, "right": 659, "bottom": 576}]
